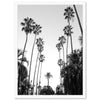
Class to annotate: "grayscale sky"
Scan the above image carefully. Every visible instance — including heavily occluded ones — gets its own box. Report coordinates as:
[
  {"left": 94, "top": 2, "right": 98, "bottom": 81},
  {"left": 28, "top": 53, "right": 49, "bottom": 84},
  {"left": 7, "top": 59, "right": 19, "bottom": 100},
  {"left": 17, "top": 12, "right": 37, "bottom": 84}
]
[{"left": 17, "top": 5, "right": 83, "bottom": 91}]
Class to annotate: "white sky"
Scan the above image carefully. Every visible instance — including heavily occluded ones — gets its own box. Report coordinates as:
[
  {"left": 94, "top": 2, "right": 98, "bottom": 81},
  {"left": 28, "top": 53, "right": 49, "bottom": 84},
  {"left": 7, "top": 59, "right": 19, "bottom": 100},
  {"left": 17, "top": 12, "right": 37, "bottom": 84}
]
[{"left": 17, "top": 5, "right": 83, "bottom": 91}]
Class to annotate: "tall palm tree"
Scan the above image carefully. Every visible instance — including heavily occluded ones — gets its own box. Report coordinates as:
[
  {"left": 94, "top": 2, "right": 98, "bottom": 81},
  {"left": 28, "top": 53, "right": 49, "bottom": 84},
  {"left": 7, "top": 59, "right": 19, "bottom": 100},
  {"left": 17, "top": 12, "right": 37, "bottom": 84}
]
[
  {"left": 58, "top": 36, "right": 66, "bottom": 62},
  {"left": 63, "top": 25, "right": 73, "bottom": 62},
  {"left": 58, "top": 59, "right": 64, "bottom": 85},
  {"left": 32, "top": 38, "right": 44, "bottom": 95},
  {"left": 64, "top": 6, "right": 75, "bottom": 55},
  {"left": 45, "top": 72, "right": 52, "bottom": 86},
  {"left": 21, "top": 17, "right": 35, "bottom": 64},
  {"left": 36, "top": 54, "right": 45, "bottom": 95},
  {"left": 29, "top": 24, "right": 42, "bottom": 86},
  {"left": 39, "top": 54, "right": 45, "bottom": 86}
]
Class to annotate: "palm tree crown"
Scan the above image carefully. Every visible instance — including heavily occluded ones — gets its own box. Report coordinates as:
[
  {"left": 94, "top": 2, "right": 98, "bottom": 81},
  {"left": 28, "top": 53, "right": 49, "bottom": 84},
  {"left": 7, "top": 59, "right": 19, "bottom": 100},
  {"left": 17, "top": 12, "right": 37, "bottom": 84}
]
[
  {"left": 45, "top": 72, "right": 52, "bottom": 80},
  {"left": 58, "top": 36, "right": 66, "bottom": 46},
  {"left": 39, "top": 54, "right": 45, "bottom": 62},
  {"left": 58, "top": 59, "right": 64, "bottom": 67},
  {"left": 56, "top": 42, "right": 62, "bottom": 51},
  {"left": 33, "top": 24, "right": 42, "bottom": 35},
  {"left": 21, "top": 17, "right": 35, "bottom": 34},
  {"left": 36, "top": 38, "right": 44, "bottom": 46},
  {"left": 36, "top": 38, "right": 44, "bottom": 53},
  {"left": 63, "top": 25, "right": 73, "bottom": 36},
  {"left": 64, "top": 6, "right": 74, "bottom": 22}
]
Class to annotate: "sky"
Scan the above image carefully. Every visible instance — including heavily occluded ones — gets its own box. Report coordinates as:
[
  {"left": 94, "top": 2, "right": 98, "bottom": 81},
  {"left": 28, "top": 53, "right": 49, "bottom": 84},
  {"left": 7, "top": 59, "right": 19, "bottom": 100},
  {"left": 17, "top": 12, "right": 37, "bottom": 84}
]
[{"left": 17, "top": 5, "right": 83, "bottom": 91}]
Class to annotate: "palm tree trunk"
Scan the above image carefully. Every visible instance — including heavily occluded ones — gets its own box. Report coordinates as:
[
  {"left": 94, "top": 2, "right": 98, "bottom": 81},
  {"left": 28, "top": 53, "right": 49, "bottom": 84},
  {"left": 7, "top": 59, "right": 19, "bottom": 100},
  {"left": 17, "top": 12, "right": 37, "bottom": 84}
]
[
  {"left": 73, "top": 5, "right": 83, "bottom": 35},
  {"left": 59, "top": 50, "right": 61, "bottom": 60},
  {"left": 39, "top": 62, "right": 42, "bottom": 86},
  {"left": 21, "top": 34, "right": 28, "bottom": 64},
  {"left": 60, "top": 66, "right": 62, "bottom": 85},
  {"left": 35, "top": 55, "right": 41, "bottom": 95},
  {"left": 66, "top": 36, "right": 69, "bottom": 63},
  {"left": 29, "top": 34, "right": 37, "bottom": 85},
  {"left": 70, "top": 35, "right": 73, "bottom": 53},
  {"left": 32, "top": 51, "right": 40, "bottom": 95},
  {"left": 63, "top": 45, "right": 65, "bottom": 62},
  {"left": 48, "top": 78, "right": 49, "bottom": 86}
]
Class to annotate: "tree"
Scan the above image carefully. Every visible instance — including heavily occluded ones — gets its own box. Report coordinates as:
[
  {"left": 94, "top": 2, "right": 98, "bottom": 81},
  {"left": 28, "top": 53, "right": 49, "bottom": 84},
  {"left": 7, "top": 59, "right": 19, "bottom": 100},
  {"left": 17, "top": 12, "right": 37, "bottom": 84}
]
[
  {"left": 64, "top": 6, "right": 74, "bottom": 24},
  {"left": 32, "top": 38, "right": 44, "bottom": 94},
  {"left": 35, "top": 50, "right": 45, "bottom": 94},
  {"left": 17, "top": 49, "right": 29, "bottom": 95},
  {"left": 45, "top": 72, "right": 52, "bottom": 86},
  {"left": 61, "top": 49, "right": 83, "bottom": 95},
  {"left": 64, "top": 6, "right": 75, "bottom": 56},
  {"left": 36, "top": 54, "right": 45, "bottom": 95},
  {"left": 56, "top": 85, "right": 64, "bottom": 95},
  {"left": 39, "top": 54, "right": 45, "bottom": 86},
  {"left": 58, "top": 36, "right": 66, "bottom": 62},
  {"left": 40, "top": 86, "right": 55, "bottom": 95},
  {"left": 29, "top": 24, "right": 42, "bottom": 85},
  {"left": 18, "top": 49, "right": 28, "bottom": 66},
  {"left": 57, "top": 59, "right": 64, "bottom": 85},
  {"left": 21, "top": 17, "right": 35, "bottom": 64}
]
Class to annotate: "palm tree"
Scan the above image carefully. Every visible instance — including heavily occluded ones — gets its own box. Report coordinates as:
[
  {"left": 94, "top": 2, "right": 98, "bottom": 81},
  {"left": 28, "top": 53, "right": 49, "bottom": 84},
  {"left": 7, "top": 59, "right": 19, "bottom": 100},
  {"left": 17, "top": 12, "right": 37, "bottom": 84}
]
[
  {"left": 39, "top": 54, "right": 45, "bottom": 86},
  {"left": 63, "top": 25, "right": 73, "bottom": 62},
  {"left": 56, "top": 42, "right": 62, "bottom": 60},
  {"left": 21, "top": 17, "right": 35, "bottom": 64},
  {"left": 64, "top": 6, "right": 74, "bottom": 24},
  {"left": 36, "top": 54, "right": 45, "bottom": 95},
  {"left": 57, "top": 59, "right": 64, "bottom": 85},
  {"left": 64, "top": 6, "right": 75, "bottom": 55},
  {"left": 32, "top": 38, "right": 44, "bottom": 95},
  {"left": 58, "top": 36, "right": 66, "bottom": 62},
  {"left": 45, "top": 72, "right": 52, "bottom": 86},
  {"left": 29, "top": 24, "right": 42, "bottom": 86}
]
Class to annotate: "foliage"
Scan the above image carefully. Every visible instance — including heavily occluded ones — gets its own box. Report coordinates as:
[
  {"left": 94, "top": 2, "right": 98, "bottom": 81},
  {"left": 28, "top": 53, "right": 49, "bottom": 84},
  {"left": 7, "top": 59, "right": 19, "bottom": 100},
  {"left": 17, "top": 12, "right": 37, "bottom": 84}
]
[
  {"left": 58, "top": 36, "right": 66, "bottom": 46},
  {"left": 64, "top": 6, "right": 74, "bottom": 22},
  {"left": 45, "top": 72, "right": 52, "bottom": 80},
  {"left": 39, "top": 54, "right": 45, "bottom": 62},
  {"left": 18, "top": 49, "right": 31, "bottom": 95},
  {"left": 63, "top": 25, "right": 73, "bottom": 36},
  {"left": 57, "top": 59, "right": 64, "bottom": 67},
  {"left": 56, "top": 42, "right": 62, "bottom": 51},
  {"left": 40, "top": 86, "right": 55, "bottom": 95},
  {"left": 36, "top": 38, "right": 44, "bottom": 53},
  {"left": 61, "top": 49, "right": 83, "bottom": 95},
  {"left": 56, "top": 85, "right": 64, "bottom": 95},
  {"left": 21, "top": 17, "right": 35, "bottom": 34},
  {"left": 33, "top": 24, "right": 42, "bottom": 35}
]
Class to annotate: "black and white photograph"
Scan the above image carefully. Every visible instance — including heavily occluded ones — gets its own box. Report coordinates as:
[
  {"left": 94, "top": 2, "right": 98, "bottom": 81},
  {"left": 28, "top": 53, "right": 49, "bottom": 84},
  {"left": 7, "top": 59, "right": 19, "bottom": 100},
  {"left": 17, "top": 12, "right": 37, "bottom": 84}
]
[{"left": 16, "top": 2, "right": 86, "bottom": 98}]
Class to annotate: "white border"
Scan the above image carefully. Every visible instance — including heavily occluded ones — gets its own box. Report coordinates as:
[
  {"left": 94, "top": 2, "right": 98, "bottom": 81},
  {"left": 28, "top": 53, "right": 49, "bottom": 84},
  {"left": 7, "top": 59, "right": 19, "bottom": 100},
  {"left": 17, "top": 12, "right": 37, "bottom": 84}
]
[{"left": 15, "top": 1, "right": 86, "bottom": 99}]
